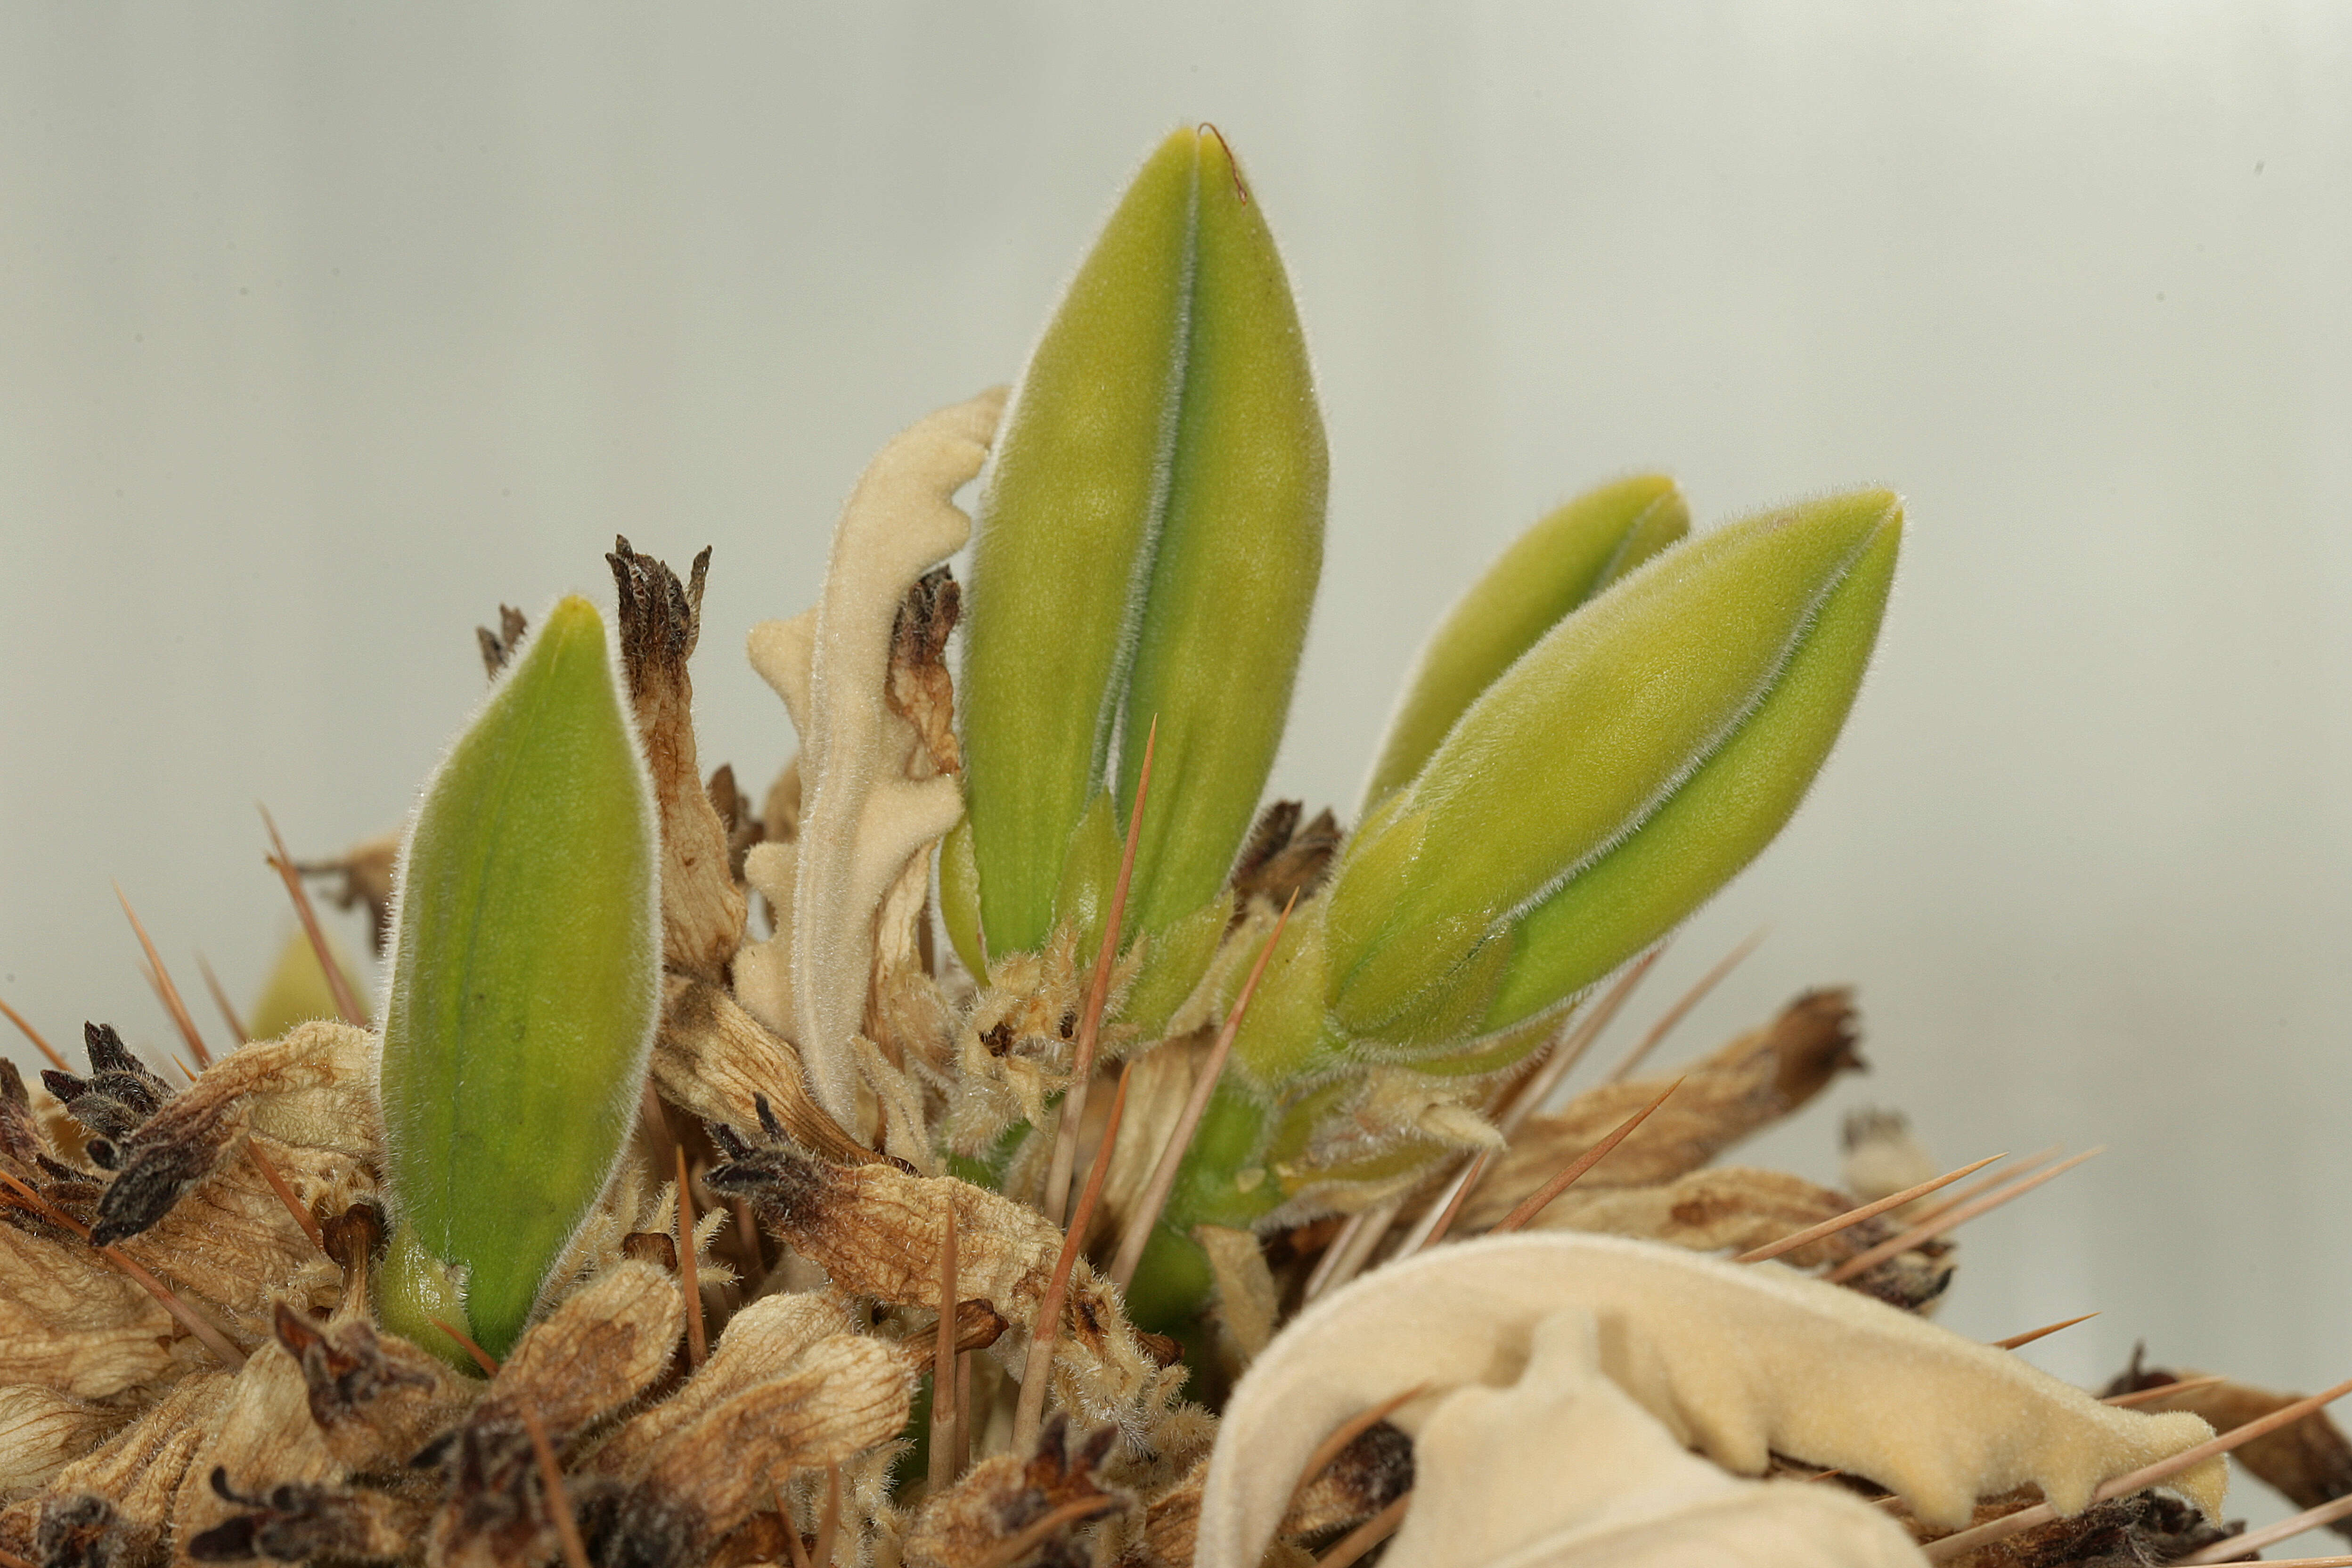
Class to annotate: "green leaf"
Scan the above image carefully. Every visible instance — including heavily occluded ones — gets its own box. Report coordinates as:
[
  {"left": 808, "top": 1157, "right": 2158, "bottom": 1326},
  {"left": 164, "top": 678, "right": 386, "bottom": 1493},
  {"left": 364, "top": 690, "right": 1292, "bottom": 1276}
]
[
  {"left": 1324, "top": 490, "right": 1902, "bottom": 1039},
  {"left": 1112, "top": 128, "right": 1326, "bottom": 939},
  {"left": 1362, "top": 475, "right": 1688, "bottom": 811},
  {"left": 376, "top": 595, "right": 659, "bottom": 1364},
  {"left": 959, "top": 132, "right": 1198, "bottom": 961},
  {"left": 959, "top": 127, "right": 1325, "bottom": 969}
]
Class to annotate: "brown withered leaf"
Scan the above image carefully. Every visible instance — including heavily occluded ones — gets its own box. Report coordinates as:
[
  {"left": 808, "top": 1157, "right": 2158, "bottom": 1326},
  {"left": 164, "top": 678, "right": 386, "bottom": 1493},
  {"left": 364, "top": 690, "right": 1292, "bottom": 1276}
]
[
  {"left": 603, "top": 1335, "right": 916, "bottom": 1568},
  {"left": 273, "top": 1304, "right": 475, "bottom": 1473},
  {"left": 1280, "top": 1420, "right": 1413, "bottom": 1542},
  {"left": 428, "top": 1260, "right": 682, "bottom": 1568},
  {"left": 476, "top": 603, "right": 530, "bottom": 678},
  {"left": 9, "top": 1372, "right": 232, "bottom": 1566},
  {"left": 651, "top": 975, "right": 878, "bottom": 1167},
  {"left": 706, "top": 1116, "right": 1189, "bottom": 1449},
  {"left": 904, "top": 1414, "right": 1125, "bottom": 1568},
  {"left": 2102, "top": 1347, "right": 2352, "bottom": 1538},
  {"left": 1, "top": 1059, "right": 47, "bottom": 1168},
  {"left": 1518, "top": 1164, "right": 1916, "bottom": 1272},
  {"left": 1902, "top": 1483, "right": 2238, "bottom": 1566},
  {"left": 1460, "top": 988, "right": 1865, "bottom": 1231},
  {"left": 188, "top": 1470, "right": 427, "bottom": 1565},
  {"left": 590, "top": 1291, "right": 859, "bottom": 1479},
  {"left": 293, "top": 833, "right": 401, "bottom": 958},
  {"left": 885, "top": 565, "right": 962, "bottom": 778},
  {"left": 705, "top": 763, "right": 764, "bottom": 885},
  {"left": 0, "top": 1213, "right": 186, "bottom": 1400},
  {"left": 611, "top": 538, "right": 750, "bottom": 986},
  {"left": 41, "top": 1024, "right": 174, "bottom": 1161},
  {"left": 105, "top": 1136, "right": 362, "bottom": 1340},
  {"left": 88, "top": 1021, "right": 377, "bottom": 1250},
  {"left": 170, "top": 1342, "right": 342, "bottom": 1555},
  {"left": 0, "top": 1387, "right": 131, "bottom": 1496},
  {"left": 706, "top": 1127, "right": 1066, "bottom": 1322},
  {"left": 1227, "top": 802, "right": 1340, "bottom": 920}
]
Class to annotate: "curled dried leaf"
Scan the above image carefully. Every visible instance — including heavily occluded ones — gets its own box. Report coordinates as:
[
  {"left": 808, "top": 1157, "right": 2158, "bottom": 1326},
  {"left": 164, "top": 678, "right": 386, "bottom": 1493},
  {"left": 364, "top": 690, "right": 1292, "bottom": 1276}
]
[
  {"left": 742, "top": 390, "right": 1006, "bottom": 1132},
  {"left": 1460, "top": 989, "right": 1864, "bottom": 1232},
  {"left": 1387, "top": 1309, "right": 1927, "bottom": 1568},
  {"left": 1198, "top": 1232, "right": 2225, "bottom": 1568},
  {"left": 704, "top": 1130, "right": 1187, "bottom": 1446},
  {"left": 610, "top": 539, "right": 749, "bottom": 987}
]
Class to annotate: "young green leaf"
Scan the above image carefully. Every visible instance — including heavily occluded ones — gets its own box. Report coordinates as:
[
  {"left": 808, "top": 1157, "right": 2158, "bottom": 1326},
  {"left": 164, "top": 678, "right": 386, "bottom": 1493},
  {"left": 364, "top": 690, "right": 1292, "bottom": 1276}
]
[
  {"left": 958, "top": 132, "right": 1198, "bottom": 962},
  {"left": 1325, "top": 490, "right": 1902, "bottom": 1040},
  {"left": 959, "top": 126, "right": 1325, "bottom": 970},
  {"left": 377, "top": 595, "right": 660, "bottom": 1365},
  {"left": 1361, "top": 475, "right": 1689, "bottom": 812}
]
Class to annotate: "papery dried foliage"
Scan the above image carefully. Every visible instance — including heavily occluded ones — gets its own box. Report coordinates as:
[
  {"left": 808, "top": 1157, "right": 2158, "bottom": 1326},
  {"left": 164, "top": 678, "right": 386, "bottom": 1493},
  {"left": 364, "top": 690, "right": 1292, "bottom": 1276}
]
[
  {"left": 704, "top": 1133, "right": 1196, "bottom": 1455},
  {"left": 272, "top": 1306, "right": 475, "bottom": 1474},
  {"left": 651, "top": 977, "right": 876, "bottom": 1167},
  {"left": 1899, "top": 1486, "right": 2237, "bottom": 1567},
  {"left": 1459, "top": 988, "right": 1864, "bottom": 1231},
  {"left": 610, "top": 539, "right": 748, "bottom": 988},
  {"left": 1, "top": 1372, "right": 231, "bottom": 1566},
  {"left": 427, "top": 1261, "right": 682, "bottom": 1568},
  {"left": 0, "top": 1388, "right": 129, "bottom": 1496},
  {"left": 89, "top": 1021, "right": 378, "bottom": 1247},
  {"left": 903, "top": 1416, "right": 1124, "bottom": 1568},
  {"left": 169, "top": 1344, "right": 342, "bottom": 1557}
]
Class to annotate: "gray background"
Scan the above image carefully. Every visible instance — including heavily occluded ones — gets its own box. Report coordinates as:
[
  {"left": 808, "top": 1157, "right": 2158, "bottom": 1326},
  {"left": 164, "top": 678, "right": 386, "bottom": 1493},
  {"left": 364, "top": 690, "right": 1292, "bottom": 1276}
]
[{"left": 4, "top": 3, "right": 2347, "bottom": 1533}]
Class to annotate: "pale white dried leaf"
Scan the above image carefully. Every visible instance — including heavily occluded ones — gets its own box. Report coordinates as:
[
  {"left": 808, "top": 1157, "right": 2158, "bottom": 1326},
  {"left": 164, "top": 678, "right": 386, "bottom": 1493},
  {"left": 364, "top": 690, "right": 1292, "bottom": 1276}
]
[
  {"left": 744, "top": 389, "right": 1007, "bottom": 1131},
  {"left": 1196, "top": 1233, "right": 2226, "bottom": 1568},
  {"left": 735, "top": 837, "right": 800, "bottom": 1040},
  {"left": 1386, "top": 1308, "right": 1926, "bottom": 1568}
]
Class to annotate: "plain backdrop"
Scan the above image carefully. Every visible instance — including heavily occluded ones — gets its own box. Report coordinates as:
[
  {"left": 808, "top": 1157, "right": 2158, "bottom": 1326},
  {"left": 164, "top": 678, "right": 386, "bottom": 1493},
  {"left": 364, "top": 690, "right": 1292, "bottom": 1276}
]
[{"left": 5, "top": 2, "right": 2349, "bottom": 1534}]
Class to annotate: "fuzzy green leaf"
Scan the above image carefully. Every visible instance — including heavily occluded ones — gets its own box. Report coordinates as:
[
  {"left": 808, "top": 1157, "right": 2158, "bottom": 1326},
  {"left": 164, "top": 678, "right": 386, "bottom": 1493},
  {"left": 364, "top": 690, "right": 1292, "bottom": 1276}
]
[
  {"left": 959, "top": 127, "right": 1325, "bottom": 968},
  {"left": 377, "top": 595, "right": 659, "bottom": 1364},
  {"left": 1361, "top": 475, "right": 1689, "bottom": 811},
  {"left": 1325, "top": 490, "right": 1902, "bottom": 1040}
]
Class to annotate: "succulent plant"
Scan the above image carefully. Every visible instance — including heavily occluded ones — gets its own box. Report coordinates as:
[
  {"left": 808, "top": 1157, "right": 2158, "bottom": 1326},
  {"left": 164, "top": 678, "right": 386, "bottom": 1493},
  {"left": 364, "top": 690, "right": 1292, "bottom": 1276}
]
[
  {"left": 939, "top": 127, "right": 1902, "bottom": 1328},
  {"left": 5, "top": 126, "right": 2311, "bottom": 1568}
]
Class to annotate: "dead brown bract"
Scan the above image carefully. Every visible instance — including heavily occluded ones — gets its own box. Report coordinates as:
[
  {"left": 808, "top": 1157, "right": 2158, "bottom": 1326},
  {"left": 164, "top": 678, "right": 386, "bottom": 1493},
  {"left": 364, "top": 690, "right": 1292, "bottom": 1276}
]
[{"left": 1457, "top": 988, "right": 1866, "bottom": 1232}]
